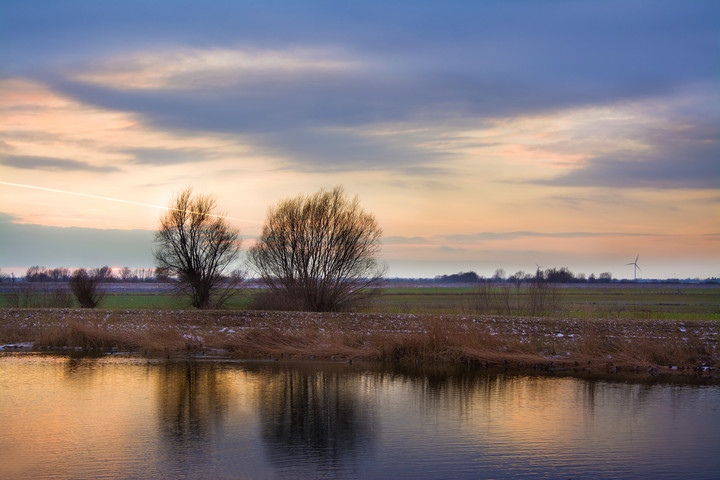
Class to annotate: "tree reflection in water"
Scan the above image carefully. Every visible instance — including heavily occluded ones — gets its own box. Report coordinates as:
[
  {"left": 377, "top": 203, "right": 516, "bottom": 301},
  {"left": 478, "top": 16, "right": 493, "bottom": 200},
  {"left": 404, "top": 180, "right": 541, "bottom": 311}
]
[
  {"left": 258, "top": 365, "right": 376, "bottom": 476},
  {"left": 155, "top": 361, "right": 231, "bottom": 452}
]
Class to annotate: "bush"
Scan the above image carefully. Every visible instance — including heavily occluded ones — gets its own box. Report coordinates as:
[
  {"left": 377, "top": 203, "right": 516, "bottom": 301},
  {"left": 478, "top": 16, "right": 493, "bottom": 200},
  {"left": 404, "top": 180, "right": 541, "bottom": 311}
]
[{"left": 69, "top": 269, "right": 105, "bottom": 308}]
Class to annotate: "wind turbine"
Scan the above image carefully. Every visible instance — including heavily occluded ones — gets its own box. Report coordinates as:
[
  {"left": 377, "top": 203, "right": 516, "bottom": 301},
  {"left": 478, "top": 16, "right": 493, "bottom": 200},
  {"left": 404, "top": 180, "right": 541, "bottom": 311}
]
[{"left": 626, "top": 255, "right": 641, "bottom": 281}]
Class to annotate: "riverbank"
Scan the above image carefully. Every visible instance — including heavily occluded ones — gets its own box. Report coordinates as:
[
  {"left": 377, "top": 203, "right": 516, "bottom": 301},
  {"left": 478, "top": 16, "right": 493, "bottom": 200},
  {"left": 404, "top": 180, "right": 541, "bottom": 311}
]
[{"left": 1, "top": 308, "right": 717, "bottom": 380}]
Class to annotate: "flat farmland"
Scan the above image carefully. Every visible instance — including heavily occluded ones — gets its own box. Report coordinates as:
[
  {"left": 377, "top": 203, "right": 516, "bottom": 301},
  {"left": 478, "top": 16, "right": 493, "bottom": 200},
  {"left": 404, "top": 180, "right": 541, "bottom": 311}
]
[
  {"left": 1, "top": 283, "right": 719, "bottom": 319},
  {"left": 373, "top": 285, "right": 720, "bottom": 319},
  {"left": 1, "top": 283, "right": 719, "bottom": 380}
]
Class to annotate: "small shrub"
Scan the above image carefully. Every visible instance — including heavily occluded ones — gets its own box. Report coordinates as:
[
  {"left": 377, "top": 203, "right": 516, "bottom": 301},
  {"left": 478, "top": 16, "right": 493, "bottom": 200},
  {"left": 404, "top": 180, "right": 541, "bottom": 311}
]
[
  {"left": 5, "top": 283, "right": 74, "bottom": 308},
  {"left": 249, "top": 290, "right": 306, "bottom": 311},
  {"left": 69, "top": 269, "right": 105, "bottom": 308},
  {"left": 526, "top": 281, "right": 561, "bottom": 315},
  {"left": 465, "top": 282, "right": 561, "bottom": 315}
]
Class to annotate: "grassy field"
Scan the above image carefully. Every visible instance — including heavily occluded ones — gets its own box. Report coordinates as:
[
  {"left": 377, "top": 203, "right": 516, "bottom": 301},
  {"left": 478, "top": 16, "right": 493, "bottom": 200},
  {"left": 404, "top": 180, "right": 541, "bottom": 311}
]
[
  {"left": 2, "top": 284, "right": 718, "bottom": 320},
  {"left": 97, "top": 292, "right": 255, "bottom": 310},
  {"left": 372, "top": 285, "right": 720, "bottom": 320}
]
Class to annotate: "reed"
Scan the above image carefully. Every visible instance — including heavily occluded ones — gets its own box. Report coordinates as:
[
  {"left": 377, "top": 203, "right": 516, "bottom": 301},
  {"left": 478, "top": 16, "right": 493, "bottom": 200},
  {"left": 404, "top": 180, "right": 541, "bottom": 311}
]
[
  {"left": 1, "top": 308, "right": 716, "bottom": 376},
  {"left": 464, "top": 283, "right": 561, "bottom": 316}
]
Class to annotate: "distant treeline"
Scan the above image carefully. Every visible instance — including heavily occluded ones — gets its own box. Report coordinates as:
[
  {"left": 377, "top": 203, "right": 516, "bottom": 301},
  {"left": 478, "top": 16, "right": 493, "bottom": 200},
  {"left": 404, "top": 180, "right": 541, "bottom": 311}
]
[
  {"left": 1, "top": 266, "right": 170, "bottom": 283},
  {"left": 433, "top": 268, "right": 614, "bottom": 284},
  {"left": 388, "top": 268, "right": 720, "bottom": 284},
  {"left": 3, "top": 266, "right": 719, "bottom": 285},
  {"left": 434, "top": 271, "right": 483, "bottom": 283}
]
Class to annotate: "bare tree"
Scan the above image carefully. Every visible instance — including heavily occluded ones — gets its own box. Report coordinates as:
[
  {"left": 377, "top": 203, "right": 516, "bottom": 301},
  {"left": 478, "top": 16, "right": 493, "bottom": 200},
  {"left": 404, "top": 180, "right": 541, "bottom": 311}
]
[
  {"left": 598, "top": 272, "right": 613, "bottom": 283},
  {"left": 492, "top": 268, "right": 506, "bottom": 283},
  {"left": 154, "top": 187, "right": 242, "bottom": 309},
  {"left": 93, "top": 265, "right": 114, "bottom": 282},
  {"left": 249, "top": 186, "right": 384, "bottom": 312},
  {"left": 120, "top": 267, "right": 134, "bottom": 282},
  {"left": 69, "top": 268, "right": 106, "bottom": 308},
  {"left": 154, "top": 267, "right": 170, "bottom": 282}
]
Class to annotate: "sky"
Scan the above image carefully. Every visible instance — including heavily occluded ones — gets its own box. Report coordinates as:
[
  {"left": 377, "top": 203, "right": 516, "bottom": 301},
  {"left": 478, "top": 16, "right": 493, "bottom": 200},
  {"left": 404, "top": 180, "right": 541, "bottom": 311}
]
[{"left": 0, "top": 0, "right": 718, "bottom": 280}]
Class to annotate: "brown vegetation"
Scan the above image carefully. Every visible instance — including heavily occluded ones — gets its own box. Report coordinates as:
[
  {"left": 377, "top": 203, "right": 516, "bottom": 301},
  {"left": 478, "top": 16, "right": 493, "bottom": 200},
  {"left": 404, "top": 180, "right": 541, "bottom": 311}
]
[
  {"left": 464, "top": 281, "right": 561, "bottom": 315},
  {"left": 1, "top": 309, "right": 717, "bottom": 379}
]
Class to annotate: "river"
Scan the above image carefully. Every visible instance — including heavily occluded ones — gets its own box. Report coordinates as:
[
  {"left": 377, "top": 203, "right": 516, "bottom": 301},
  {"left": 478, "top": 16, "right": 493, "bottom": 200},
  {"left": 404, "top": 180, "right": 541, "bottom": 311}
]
[{"left": 1, "top": 354, "right": 718, "bottom": 479}]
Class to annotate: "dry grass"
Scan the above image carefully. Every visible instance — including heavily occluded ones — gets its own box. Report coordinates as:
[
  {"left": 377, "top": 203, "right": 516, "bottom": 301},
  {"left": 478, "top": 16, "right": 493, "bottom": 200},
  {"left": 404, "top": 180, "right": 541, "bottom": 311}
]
[{"left": 1, "top": 308, "right": 717, "bottom": 377}]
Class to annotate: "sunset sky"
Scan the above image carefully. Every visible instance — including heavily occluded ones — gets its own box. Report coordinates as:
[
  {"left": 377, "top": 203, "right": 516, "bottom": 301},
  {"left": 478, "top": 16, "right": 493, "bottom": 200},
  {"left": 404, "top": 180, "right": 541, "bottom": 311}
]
[{"left": 1, "top": 1, "right": 718, "bottom": 279}]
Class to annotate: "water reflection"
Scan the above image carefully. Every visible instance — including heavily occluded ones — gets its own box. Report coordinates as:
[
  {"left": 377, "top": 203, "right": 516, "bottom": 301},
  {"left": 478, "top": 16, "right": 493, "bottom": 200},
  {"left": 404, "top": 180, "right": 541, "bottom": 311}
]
[
  {"left": 257, "top": 366, "right": 376, "bottom": 476},
  {"left": 1, "top": 354, "right": 718, "bottom": 480},
  {"left": 156, "top": 362, "right": 230, "bottom": 448}
]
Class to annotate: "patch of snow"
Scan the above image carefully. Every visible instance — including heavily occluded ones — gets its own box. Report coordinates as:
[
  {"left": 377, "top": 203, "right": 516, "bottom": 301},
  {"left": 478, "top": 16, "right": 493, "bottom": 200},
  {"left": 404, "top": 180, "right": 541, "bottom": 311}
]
[{"left": 0, "top": 342, "right": 34, "bottom": 350}]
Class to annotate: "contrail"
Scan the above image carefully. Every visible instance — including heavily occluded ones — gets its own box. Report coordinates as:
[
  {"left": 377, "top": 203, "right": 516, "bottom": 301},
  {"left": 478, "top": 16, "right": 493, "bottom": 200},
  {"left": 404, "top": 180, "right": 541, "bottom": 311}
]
[{"left": 0, "top": 181, "right": 262, "bottom": 224}]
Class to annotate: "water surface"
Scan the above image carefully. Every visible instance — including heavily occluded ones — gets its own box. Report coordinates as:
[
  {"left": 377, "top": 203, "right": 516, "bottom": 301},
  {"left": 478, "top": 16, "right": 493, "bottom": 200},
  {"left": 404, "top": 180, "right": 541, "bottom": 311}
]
[{"left": 1, "top": 354, "right": 718, "bottom": 479}]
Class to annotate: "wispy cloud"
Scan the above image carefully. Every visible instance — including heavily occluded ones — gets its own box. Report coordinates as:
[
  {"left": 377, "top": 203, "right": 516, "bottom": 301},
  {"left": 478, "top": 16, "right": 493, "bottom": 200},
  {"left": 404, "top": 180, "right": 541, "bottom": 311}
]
[
  {"left": 534, "top": 106, "right": 719, "bottom": 189},
  {"left": 384, "top": 231, "right": 658, "bottom": 246},
  {"left": 125, "top": 148, "right": 209, "bottom": 166},
  {"left": 0, "top": 78, "right": 261, "bottom": 172},
  {"left": 70, "top": 47, "right": 362, "bottom": 91},
  {"left": 382, "top": 236, "right": 431, "bottom": 245},
  {"left": 1, "top": 155, "right": 120, "bottom": 172}
]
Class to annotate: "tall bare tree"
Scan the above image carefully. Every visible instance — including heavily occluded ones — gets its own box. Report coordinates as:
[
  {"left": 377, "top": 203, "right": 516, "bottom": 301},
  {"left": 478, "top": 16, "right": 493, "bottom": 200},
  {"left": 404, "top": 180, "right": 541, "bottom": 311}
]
[
  {"left": 249, "top": 186, "right": 384, "bottom": 312},
  {"left": 154, "top": 188, "right": 241, "bottom": 309}
]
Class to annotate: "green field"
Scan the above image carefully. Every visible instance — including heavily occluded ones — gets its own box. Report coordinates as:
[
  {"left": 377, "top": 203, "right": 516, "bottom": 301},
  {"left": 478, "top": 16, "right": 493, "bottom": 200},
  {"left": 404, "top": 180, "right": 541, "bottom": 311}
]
[
  {"left": 372, "top": 286, "right": 720, "bottom": 319},
  {"left": 1, "top": 284, "right": 718, "bottom": 320},
  {"left": 97, "top": 292, "right": 255, "bottom": 310}
]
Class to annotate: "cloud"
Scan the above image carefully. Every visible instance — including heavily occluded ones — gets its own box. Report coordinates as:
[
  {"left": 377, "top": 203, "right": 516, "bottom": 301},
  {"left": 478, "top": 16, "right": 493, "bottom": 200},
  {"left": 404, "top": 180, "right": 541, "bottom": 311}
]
[
  {"left": 0, "top": 212, "right": 154, "bottom": 267},
  {"left": 259, "top": 128, "right": 449, "bottom": 172},
  {"left": 1, "top": 0, "right": 709, "bottom": 175},
  {"left": 4, "top": 2, "right": 717, "bottom": 88},
  {"left": 17, "top": 0, "right": 711, "bottom": 171},
  {"left": 384, "top": 231, "right": 656, "bottom": 246},
  {"left": 536, "top": 119, "right": 719, "bottom": 189},
  {"left": 542, "top": 152, "right": 718, "bottom": 189},
  {"left": 476, "top": 87, "right": 720, "bottom": 190},
  {"left": 1, "top": 155, "right": 120, "bottom": 172},
  {"left": 0, "top": 2, "right": 718, "bottom": 279},
  {"left": 382, "top": 236, "right": 431, "bottom": 245},
  {"left": 0, "top": 78, "right": 260, "bottom": 173},
  {"left": 125, "top": 148, "right": 208, "bottom": 166},
  {"left": 437, "top": 245, "right": 466, "bottom": 253},
  {"left": 442, "top": 232, "right": 652, "bottom": 242},
  {"left": 70, "top": 47, "right": 361, "bottom": 91},
  {"left": 47, "top": 52, "right": 717, "bottom": 177}
]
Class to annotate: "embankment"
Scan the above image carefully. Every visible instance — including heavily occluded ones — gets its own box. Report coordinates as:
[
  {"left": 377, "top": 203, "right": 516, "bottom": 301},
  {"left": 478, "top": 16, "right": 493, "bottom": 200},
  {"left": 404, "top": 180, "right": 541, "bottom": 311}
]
[{"left": 1, "top": 308, "right": 717, "bottom": 379}]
